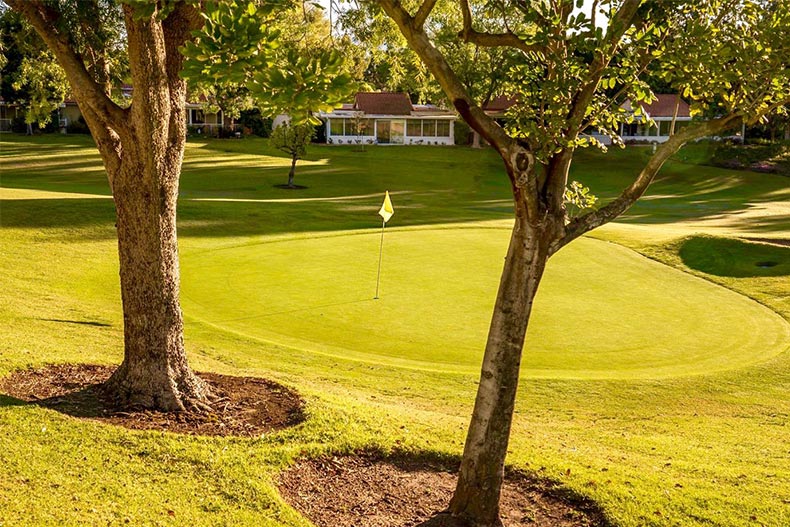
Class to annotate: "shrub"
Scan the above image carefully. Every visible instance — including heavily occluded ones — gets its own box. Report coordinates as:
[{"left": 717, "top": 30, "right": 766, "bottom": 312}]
[
  {"left": 66, "top": 116, "right": 91, "bottom": 134},
  {"left": 238, "top": 109, "right": 272, "bottom": 137}
]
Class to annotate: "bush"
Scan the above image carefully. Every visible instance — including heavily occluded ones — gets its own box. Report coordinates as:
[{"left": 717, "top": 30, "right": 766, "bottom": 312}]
[
  {"left": 709, "top": 142, "right": 789, "bottom": 175},
  {"left": 11, "top": 111, "right": 61, "bottom": 134},
  {"left": 217, "top": 126, "right": 243, "bottom": 139},
  {"left": 10, "top": 116, "right": 27, "bottom": 134},
  {"left": 454, "top": 120, "right": 471, "bottom": 145},
  {"left": 66, "top": 116, "right": 91, "bottom": 134},
  {"left": 238, "top": 109, "right": 272, "bottom": 137}
]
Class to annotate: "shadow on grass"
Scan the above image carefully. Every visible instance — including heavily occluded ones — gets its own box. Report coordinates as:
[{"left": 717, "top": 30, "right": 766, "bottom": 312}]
[
  {"left": 0, "top": 385, "right": 98, "bottom": 416},
  {"left": 679, "top": 236, "right": 790, "bottom": 277},
  {"left": 38, "top": 318, "right": 113, "bottom": 327},
  {"left": 0, "top": 394, "right": 27, "bottom": 408},
  {"left": 3, "top": 134, "right": 789, "bottom": 240},
  {"left": 0, "top": 194, "right": 511, "bottom": 240}
]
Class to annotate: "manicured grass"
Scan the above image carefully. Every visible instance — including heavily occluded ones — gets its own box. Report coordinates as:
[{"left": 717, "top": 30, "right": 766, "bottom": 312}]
[
  {"left": 1, "top": 134, "right": 789, "bottom": 527},
  {"left": 179, "top": 228, "right": 787, "bottom": 378}
]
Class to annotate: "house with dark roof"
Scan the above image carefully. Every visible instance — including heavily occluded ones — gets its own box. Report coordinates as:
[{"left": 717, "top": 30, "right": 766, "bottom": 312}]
[
  {"left": 482, "top": 95, "right": 518, "bottom": 117},
  {"left": 480, "top": 93, "right": 695, "bottom": 145},
  {"left": 319, "top": 92, "right": 456, "bottom": 145},
  {"left": 617, "top": 94, "right": 693, "bottom": 143}
]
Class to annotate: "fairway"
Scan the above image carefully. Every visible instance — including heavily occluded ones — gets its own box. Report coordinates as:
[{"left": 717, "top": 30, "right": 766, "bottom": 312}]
[
  {"left": 3, "top": 135, "right": 790, "bottom": 527},
  {"left": 181, "top": 226, "right": 789, "bottom": 379}
]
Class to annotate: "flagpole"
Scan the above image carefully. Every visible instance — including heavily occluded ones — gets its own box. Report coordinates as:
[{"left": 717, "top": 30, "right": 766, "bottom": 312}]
[{"left": 375, "top": 219, "right": 385, "bottom": 299}]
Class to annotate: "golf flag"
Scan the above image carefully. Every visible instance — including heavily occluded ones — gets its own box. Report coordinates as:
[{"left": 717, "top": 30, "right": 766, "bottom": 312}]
[{"left": 378, "top": 191, "right": 394, "bottom": 223}]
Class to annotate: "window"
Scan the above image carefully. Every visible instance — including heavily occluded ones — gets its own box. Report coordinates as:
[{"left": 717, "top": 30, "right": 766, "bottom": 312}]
[
  {"left": 330, "top": 118, "right": 344, "bottom": 136},
  {"left": 621, "top": 123, "right": 637, "bottom": 136},
  {"left": 636, "top": 123, "right": 654, "bottom": 136},
  {"left": 423, "top": 120, "right": 436, "bottom": 137},
  {"left": 350, "top": 119, "right": 374, "bottom": 136},
  {"left": 190, "top": 109, "right": 205, "bottom": 124},
  {"left": 407, "top": 120, "right": 422, "bottom": 137},
  {"left": 436, "top": 120, "right": 450, "bottom": 137}
]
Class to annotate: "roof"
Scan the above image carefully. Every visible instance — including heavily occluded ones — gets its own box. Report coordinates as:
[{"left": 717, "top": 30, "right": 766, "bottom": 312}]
[
  {"left": 483, "top": 95, "right": 517, "bottom": 113},
  {"left": 626, "top": 94, "right": 690, "bottom": 118},
  {"left": 353, "top": 92, "right": 413, "bottom": 115}
]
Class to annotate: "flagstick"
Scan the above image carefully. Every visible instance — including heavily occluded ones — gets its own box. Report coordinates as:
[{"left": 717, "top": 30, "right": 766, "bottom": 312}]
[{"left": 374, "top": 220, "right": 386, "bottom": 299}]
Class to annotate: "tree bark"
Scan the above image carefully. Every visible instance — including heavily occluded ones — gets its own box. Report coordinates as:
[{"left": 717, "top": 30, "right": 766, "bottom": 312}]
[
  {"left": 449, "top": 199, "right": 553, "bottom": 526},
  {"left": 288, "top": 155, "right": 297, "bottom": 187},
  {"left": 104, "top": 146, "right": 208, "bottom": 410}
]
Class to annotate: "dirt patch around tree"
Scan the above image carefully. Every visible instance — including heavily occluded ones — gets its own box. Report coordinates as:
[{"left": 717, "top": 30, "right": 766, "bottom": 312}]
[
  {"left": 0, "top": 363, "right": 304, "bottom": 437},
  {"left": 278, "top": 453, "right": 609, "bottom": 527}
]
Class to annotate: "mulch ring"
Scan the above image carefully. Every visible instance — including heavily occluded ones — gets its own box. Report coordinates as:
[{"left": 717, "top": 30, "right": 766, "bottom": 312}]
[
  {"left": 278, "top": 453, "right": 608, "bottom": 527},
  {"left": 0, "top": 363, "right": 304, "bottom": 437}
]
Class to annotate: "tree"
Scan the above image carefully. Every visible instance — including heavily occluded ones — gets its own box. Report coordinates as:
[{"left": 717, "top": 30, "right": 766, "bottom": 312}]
[
  {"left": 182, "top": 1, "right": 358, "bottom": 126},
  {"left": 339, "top": 2, "right": 515, "bottom": 110},
  {"left": 350, "top": 109, "right": 369, "bottom": 150},
  {"left": 0, "top": 8, "right": 70, "bottom": 130},
  {"left": 270, "top": 121, "right": 314, "bottom": 187},
  {"left": 370, "top": 0, "right": 790, "bottom": 525},
  {"left": 7, "top": 0, "right": 352, "bottom": 412}
]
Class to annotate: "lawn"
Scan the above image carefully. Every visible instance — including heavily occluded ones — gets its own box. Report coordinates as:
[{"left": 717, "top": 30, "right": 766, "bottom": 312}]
[{"left": 1, "top": 134, "right": 789, "bottom": 526}]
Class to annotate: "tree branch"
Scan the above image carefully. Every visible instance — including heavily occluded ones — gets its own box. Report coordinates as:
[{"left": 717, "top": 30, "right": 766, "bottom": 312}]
[
  {"left": 6, "top": 0, "right": 127, "bottom": 131},
  {"left": 458, "top": 0, "right": 542, "bottom": 54},
  {"left": 374, "top": 0, "right": 515, "bottom": 155},
  {"left": 543, "top": 0, "right": 642, "bottom": 210},
  {"left": 414, "top": 0, "right": 439, "bottom": 28},
  {"left": 549, "top": 114, "right": 743, "bottom": 255},
  {"left": 566, "top": 0, "right": 642, "bottom": 133}
]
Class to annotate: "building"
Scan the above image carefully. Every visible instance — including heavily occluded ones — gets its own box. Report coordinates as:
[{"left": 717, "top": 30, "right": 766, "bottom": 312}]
[
  {"left": 617, "top": 94, "right": 693, "bottom": 143},
  {"left": 185, "top": 103, "right": 228, "bottom": 133},
  {"left": 1, "top": 83, "right": 231, "bottom": 135},
  {"left": 480, "top": 93, "right": 694, "bottom": 145},
  {"left": 0, "top": 97, "right": 23, "bottom": 132},
  {"left": 319, "top": 92, "right": 456, "bottom": 145}
]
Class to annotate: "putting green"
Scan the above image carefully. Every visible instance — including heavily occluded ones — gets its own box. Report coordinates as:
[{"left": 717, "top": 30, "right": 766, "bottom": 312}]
[{"left": 181, "top": 227, "right": 790, "bottom": 379}]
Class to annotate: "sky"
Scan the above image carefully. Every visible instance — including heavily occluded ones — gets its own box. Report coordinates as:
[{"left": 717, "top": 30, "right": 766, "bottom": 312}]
[
  {"left": 316, "top": 0, "right": 601, "bottom": 14},
  {"left": 318, "top": 0, "right": 604, "bottom": 29}
]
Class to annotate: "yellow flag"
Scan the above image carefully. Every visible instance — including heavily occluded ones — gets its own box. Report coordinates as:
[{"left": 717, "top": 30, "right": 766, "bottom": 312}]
[{"left": 378, "top": 191, "right": 394, "bottom": 223}]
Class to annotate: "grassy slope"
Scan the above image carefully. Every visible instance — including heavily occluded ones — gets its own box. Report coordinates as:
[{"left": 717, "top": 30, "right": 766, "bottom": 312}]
[{"left": 1, "top": 134, "right": 789, "bottom": 527}]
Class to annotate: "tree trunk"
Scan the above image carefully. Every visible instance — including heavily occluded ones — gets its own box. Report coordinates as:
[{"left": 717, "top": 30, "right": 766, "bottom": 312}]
[
  {"left": 288, "top": 155, "right": 297, "bottom": 187},
  {"left": 102, "top": 4, "right": 209, "bottom": 412},
  {"left": 7, "top": 0, "right": 208, "bottom": 413},
  {"left": 472, "top": 130, "right": 481, "bottom": 149},
  {"left": 102, "top": 143, "right": 208, "bottom": 411},
  {"left": 449, "top": 204, "right": 552, "bottom": 526}
]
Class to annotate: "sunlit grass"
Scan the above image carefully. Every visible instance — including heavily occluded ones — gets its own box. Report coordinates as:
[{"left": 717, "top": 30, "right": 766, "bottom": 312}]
[{"left": 1, "top": 134, "right": 789, "bottom": 526}]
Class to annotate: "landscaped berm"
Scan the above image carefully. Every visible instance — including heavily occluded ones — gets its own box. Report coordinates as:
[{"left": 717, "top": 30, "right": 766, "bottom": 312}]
[{"left": 1, "top": 135, "right": 789, "bottom": 526}]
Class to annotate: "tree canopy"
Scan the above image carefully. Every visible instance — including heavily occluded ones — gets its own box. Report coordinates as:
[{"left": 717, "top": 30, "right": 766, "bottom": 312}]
[
  {"left": 0, "top": 8, "right": 70, "bottom": 127},
  {"left": 181, "top": 0, "right": 356, "bottom": 123}
]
